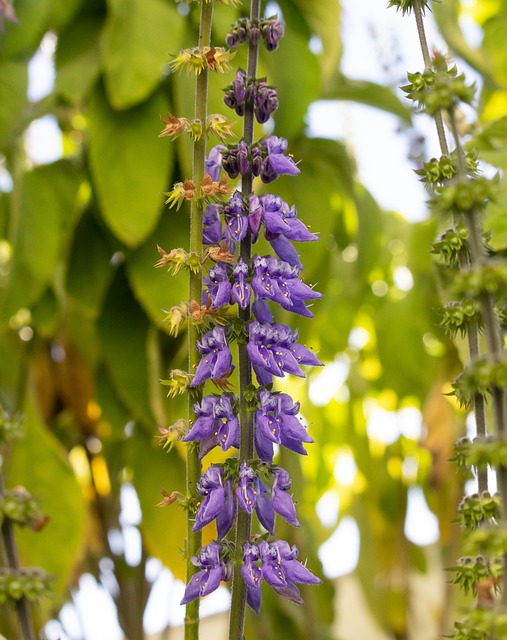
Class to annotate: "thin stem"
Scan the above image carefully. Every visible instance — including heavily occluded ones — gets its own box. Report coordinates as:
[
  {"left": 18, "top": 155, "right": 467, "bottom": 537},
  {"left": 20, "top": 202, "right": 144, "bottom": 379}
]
[
  {"left": 0, "top": 471, "right": 36, "bottom": 640},
  {"left": 229, "top": 2, "right": 261, "bottom": 639},
  {"left": 448, "top": 108, "right": 507, "bottom": 601},
  {"left": 185, "top": 3, "right": 214, "bottom": 639},
  {"left": 412, "top": 0, "right": 449, "bottom": 156}
]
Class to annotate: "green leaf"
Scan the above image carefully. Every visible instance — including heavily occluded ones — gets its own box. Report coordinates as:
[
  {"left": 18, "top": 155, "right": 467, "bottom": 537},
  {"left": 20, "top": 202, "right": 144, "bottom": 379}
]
[
  {"left": 0, "top": 161, "right": 83, "bottom": 324},
  {"left": 5, "top": 393, "right": 87, "bottom": 596},
  {"left": 65, "top": 212, "right": 116, "bottom": 319},
  {"left": 0, "top": 59, "right": 28, "bottom": 151},
  {"left": 127, "top": 205, "right": 188, "bottom": 331},
  {"left": 322, "top": 75, "right": 412, "bottom": 123},
  {"left": 285, "top": 0, "right": 342, "bottom": 83},
  {"left": 102, "top": 0, "right": 184, "bottom": 109},
  {"left": 88, "top": 85, "right": 173, "bottom": 248},
  {"left": 126, "top": 428, "right": 187, "bottom": 580},
  {"left": 55, "top": 15, "right": 102, "bottom": 103},
  {"left": 265, "top": 12, "right": 321, "bottom": 138},
  {"left": 97, "top": 267, "right": 155, "bottom": 430}
]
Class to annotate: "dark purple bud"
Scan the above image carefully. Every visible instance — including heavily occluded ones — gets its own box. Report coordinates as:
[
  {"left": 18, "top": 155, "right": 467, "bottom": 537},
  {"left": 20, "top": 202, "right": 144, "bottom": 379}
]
[
  {"left": 251, "top": 145, "right": 263, "bottom": 177},
  {"left": 248, "top": 21, "right": 261, "bottom": 45},
  {"left": 222, "top": 147, "right": 239, "bottom": 179},
  {"left": 254, "top": 82, "right": 278, "bottom": 124},
  {"left": 247, "top": 194, "right": 263, "bottom": 238},
  {"left": 261, "top": 18, "right": 284, "bottom": 51},
  {"left": 237, "top": 140, "right": 250, "bottom": 176}
]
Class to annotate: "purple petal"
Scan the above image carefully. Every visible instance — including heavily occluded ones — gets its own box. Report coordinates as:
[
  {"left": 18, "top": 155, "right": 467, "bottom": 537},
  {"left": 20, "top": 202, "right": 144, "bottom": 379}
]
[
  {"left": 200, "top": 566, "right": 224, "bottom": 597},
  {"left": 272, "top": 489, "right": 300, "bottom": 527},
  {"left": 180, "top": 569, "right": 206, "bottom": 604},
  {"left": 268, "top": 235, "right": 302, "bottom": 269},
  {"left": 216, "top": 479, "right": 237, "bottom": 539},
  {"left": 246, "top": 586, "right": 262, "bottom": 614},
  {"left": 283, "top": 560, "right": 322, "bottom": 585}
]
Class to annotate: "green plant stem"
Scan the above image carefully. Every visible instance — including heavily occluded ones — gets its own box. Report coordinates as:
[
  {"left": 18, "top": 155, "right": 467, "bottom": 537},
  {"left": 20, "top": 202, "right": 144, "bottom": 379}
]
[
  {"left": 228, "top": 2, "right": 261, "bottom": 639},
  {"left": 185, "top": 3, "right": 214, "bottom": 639},
  {"left": 448, "top": 109, "right": 507, "bottom": 602},
  {"left": 0, "top": 471, "right": 36, "bottom": 640},
  {"left": 411, "top": 4, "right": 490, "bottom": 494},
  {"left": 412, "top": 0, "right": 449, "bottom": 156}
]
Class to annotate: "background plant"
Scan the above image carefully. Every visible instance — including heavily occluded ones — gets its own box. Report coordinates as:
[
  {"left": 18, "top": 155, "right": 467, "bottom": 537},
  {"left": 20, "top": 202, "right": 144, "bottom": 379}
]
[{"left": 1, "top": 0, "right": 507, "bottom": 638}]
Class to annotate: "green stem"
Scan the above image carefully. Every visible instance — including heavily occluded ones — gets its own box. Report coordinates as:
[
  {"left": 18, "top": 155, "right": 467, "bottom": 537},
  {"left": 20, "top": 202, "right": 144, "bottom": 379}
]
[
  {"left": 229, "top": 2, "right": 261, "bottom": 639},
  {"left": 412, "top": 0, "right": 449, "bottom": 156},
  {"left": 185, "top": 3, "right": 214, "bottom": 639},
  {"left": 0, "top": 471, "right": 36, "bottom": 640},
  {"left": 448, "top": 109, "right": 507, "bottom": 601}
]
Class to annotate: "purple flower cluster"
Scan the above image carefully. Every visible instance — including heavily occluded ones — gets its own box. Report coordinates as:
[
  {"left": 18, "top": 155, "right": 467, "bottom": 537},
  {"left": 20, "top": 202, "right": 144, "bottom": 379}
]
[
  {"left": 242, "top": 540, "right": 321, "bottom": 614},
  {"left": 224, "top": 69, "right": 278, "bottom": 124},
  {"left": 208, "top": 136, "right": 300, "bottom": 184},
  {"left": 226, "top": 17, "right": 284, "bottom": 51},
  {"left": 181, "top": 14, "right": 322, "bottom": 614},
  {"left": 192, "top": 462, "right": 299, "bottom": 539}
]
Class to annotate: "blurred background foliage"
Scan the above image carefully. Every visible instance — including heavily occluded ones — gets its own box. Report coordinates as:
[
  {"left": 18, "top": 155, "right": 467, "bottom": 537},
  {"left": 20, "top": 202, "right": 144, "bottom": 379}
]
[{"left": 0, "top": 0, "right": 507, "bottom": 638}]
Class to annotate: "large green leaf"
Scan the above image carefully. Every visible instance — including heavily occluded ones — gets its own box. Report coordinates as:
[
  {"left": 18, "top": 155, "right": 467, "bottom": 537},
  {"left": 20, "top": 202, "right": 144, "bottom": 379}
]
[
  {"left": 126, "top": 428, "right": 187, "bottom": 580},
  {"left": 0, "top": 161, "right": 83, "bottom": 324},
  {"left": 102, "top": 0, "right": 184, "bottom": 109},
  {"left": 265, "top": 9, "right": 321, "bottom": 139},
  {"left": 97, "top": 267, "right": 155, "bottom": 430},
  {"left": 285, "top": 0, "right": 342, "bottom": 83},
  {"left": 127, "top": 203, "right": 189, "bottom": 331},
  {"left": 321, "top": 75, "right": 412, "bottom": 124},
  {"left": 0, "top": 59, "right": 28, "bottom": 150},
  {"left": 55, "top": 15, "right": 103, "bottom": 104},
  {"left": 5, "top": 394, "right": 87, "bottom": 596},
  {"left": 65, "top": 212, "right": 116, "bottom": 319},
  {"left": 88, "top": 85, "right": 173, "bottom": 248}
]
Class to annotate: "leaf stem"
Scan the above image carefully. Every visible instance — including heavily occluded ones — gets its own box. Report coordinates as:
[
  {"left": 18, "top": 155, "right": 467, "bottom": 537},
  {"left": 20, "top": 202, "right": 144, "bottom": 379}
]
[
  {"left": 185, "top": 3, "right": 214, "bottom": 639},
  {"left": 228, "top": 2, "right": 261, "bottom": 638}
]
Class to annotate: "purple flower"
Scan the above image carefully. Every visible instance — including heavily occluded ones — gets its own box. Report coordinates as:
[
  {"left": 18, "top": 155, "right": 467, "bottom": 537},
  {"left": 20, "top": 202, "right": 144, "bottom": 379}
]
[
  {"left": 204, "top": 263, "right": 232, "bottom": 308},
  {"left": 260, "top": 194, "right": 318, "bottom": 242},
  {"left": 235, "top": 462, "right": 274, "bottom": 534},
  {"left": 252, "top": 254, "right": 322, "bottom": 317},
  {"left": 254, "top": 82, "right": 278, "bottom": 123},
  {"left": 180, "top": 542, "right": 232, "bottom": 604},
  {"left": 261, "top": 18, "right": 284, "bottom": 51},
  {"left": 260, "top": 136, "right": 300, "bottom": 181},
  {"left": 193, "top": 466, "right": 237, "bottom": 539},
  {"left": 272, "top": 467, "right": 299, "bottom": 527},
  {"left": 225, "top": 19, "right": 248, "bottom": 48},
  {"left": 246, "top": 321, "right": 323, "bottom": 385},
  {"left": 231, "top": 259, "right": 251, "bottom": 309},
  {"left": 183, "top": 394, "right": 239, "bottom": 457},
  {"left": 242, "top": 543, "right": 262, "bottom": 614},
  {"left": 258, "top": 540, "right": 321, "bottom": 605},
  {"left": 254, "top": 389, "right": 314, "bottom": 461},
  {"left": 191, "top": 327, "right": 233, "bottom": 387},
  {"left": 224, "top": 191, "right": 248, "bottom": 245},
  {"left": 205, "top": 145, "right": 226, "bottom": 182},
  {"left": 202, "top": 204, "right": 224, "bottom": 245}
]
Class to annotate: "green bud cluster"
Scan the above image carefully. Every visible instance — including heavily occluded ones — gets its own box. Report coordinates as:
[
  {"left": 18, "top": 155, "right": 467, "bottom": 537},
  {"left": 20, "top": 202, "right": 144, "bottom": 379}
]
[
  {"left": 457, "top": 492, "right": 502, "bottom": 529},
  {"left": 416, "top": 152, "right": 479, "bottom": 185},
  {"left": 0, "top": 568, "right": 53, "bottom": 605},
  {"left": 450, "top": 555, "right": 501, "bottom": 596},
  {"left": 431, "top": 225, "right": 469, "bottom": 268},
  {"left": 386, "top": 0, "right": 433, "bottom": 16},
  {"left": 402, "top": 58, "right": 475, "bottom": 115},
  {"left": 453, "top": 357, "right": 507, "bottom": 407},
  {"left": 0, "top": 488, "right": 47, "bottom": 531},
  {"left": 0, "top": 410, "right": 23, "bottom": 443},
  {"left": 431, "top": 177, "right": 495, "bottom": 217},
  {"left": 440, "top": 299, "right": 481, "bottom": 337},
  {"left": 452, "top": 436, "right": 507, "bottom": 474},
  {"left": 452, "top": 260, "right": 507, "bottom": 299},
  {"left": 449, "top": 607, "right": 507, "bottom": 640}
]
